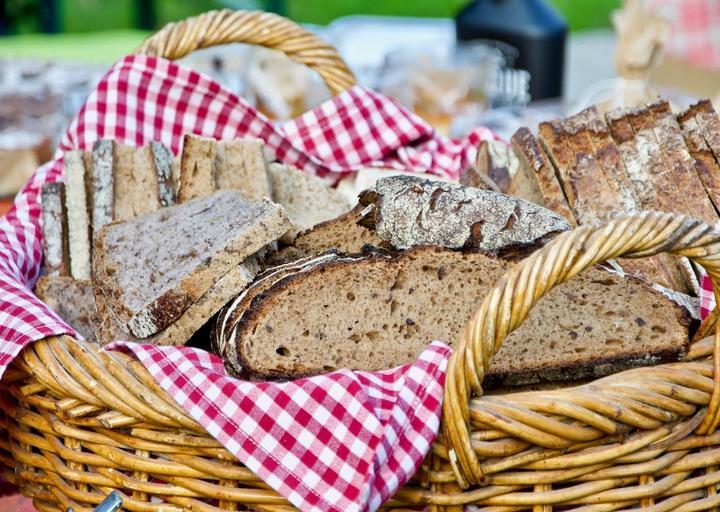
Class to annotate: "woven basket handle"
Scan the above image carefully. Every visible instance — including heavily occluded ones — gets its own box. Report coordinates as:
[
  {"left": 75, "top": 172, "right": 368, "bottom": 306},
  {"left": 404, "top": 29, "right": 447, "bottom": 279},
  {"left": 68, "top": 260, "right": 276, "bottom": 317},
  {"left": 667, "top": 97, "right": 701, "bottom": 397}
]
[
  {"left": 444, "top": 212, "right": 720, "bottom": 488},
  {"left": 136, "top": 9, "right": 356, "bottom": 96}
]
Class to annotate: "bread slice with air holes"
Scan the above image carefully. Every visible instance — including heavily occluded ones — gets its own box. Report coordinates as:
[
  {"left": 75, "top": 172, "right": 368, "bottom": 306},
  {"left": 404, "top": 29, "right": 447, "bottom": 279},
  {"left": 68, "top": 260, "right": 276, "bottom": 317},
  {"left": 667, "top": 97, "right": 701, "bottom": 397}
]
[
  {"left": 92, "top": 190, "right": 291, "bottom": 339},
  {"left": 217, "top": 245, "right": 691, "bottom": 384},
  {"left": 215, "top": 138, "right": 272, "bottom": 200},
  {"left": 35, "top": 276, "right": 98, "bottom": 343},
  {"left": 177, "top": 134, "right": 217, "bottom": 203}
]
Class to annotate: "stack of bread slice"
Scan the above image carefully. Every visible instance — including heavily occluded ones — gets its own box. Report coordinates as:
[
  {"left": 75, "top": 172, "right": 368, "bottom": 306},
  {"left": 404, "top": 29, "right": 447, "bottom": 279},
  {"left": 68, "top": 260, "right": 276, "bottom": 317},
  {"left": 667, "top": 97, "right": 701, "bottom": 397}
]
[{"left": 38, "top": 133, "right": 350, "bottom": 345}]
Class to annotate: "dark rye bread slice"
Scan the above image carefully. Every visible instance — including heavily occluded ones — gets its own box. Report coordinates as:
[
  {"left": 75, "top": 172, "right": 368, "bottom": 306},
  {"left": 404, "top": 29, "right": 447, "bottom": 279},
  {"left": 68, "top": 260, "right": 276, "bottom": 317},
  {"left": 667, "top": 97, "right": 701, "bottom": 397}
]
[
  {"left": 212, "top": 252, "right": 340, "bottom": 369},
  {"left": 41, "top": 182, "right": 70, "bottom": 277},
  {"left": 92, "top": 190, "right": 291, "bottom": 338},
  {"left": 36, "top": 276, "right": 98, "bottom": 343},
  {"left": 510, "top": 127, "right": 576, "bottom": 225},
  {"left": 95, "top": 256, "right": 260, "bottom": 346},
  {"left": 224, "top": 246, "right": 691, "bottom": 384},
  {"left": 267, "top": 205, "right": 383, "bottom": 265},
  {"left": 357, "top": 175, "right": 570, "bottom": 255},
  {"left": 677, "top": 100, "right": 720, "bottom": 216}
]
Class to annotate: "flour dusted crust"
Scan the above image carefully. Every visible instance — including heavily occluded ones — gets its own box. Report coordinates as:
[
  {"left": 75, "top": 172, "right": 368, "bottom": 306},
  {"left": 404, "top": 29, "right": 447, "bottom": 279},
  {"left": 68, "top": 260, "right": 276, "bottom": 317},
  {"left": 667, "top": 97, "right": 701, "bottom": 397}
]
[
  {"left": 357, "top": 174, "right": 570, "bottom": 256},
  {"left": 92, "top": 190, "right": 291, "bottom": 338},
  {"left": 64, "top": 150, "right": 92, "bottom": 280}
]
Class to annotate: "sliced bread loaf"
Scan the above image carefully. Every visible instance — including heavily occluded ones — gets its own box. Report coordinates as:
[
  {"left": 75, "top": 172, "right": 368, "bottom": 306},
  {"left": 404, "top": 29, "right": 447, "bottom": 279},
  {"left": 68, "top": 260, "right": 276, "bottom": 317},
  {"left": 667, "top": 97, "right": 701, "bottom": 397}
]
[
  {"left": 92, "top": 190, "right": 291, "bottom": 338},
  {"left": 267, "top": 163, "right": 353, "bottom": 241},
  {"left": 177, "top": 134, "right": 217, "bottom": 203},
  {"left": 64, "top": 150, "right": 92, "bottom": 280},
  {"left": 460, "top": 139, "right": 514, "bottom": 193},
  {"left": 510, "top": 127, "right": 576, "bottom": 225},
  {"left": 218, "top": 246, "right": 691, "bottom": 384},
  {"left": 41, "top": 182, "right": 70, "bottom": 277},
  {"left": 215, "top": 138, "right": 272, "bottom": 200},
  {"left": 36, "top": 276, "right": 98, "bottom": 343},
  {"left": 357, "top": 175, "right": 570, "bottom": 255}
]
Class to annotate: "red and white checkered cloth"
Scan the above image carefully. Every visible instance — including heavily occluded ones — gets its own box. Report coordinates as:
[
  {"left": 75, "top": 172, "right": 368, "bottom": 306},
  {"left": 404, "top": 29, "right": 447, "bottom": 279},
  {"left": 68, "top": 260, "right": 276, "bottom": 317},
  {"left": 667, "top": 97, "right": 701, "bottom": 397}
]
[
  {"left": 648, "top": 0, "right": 720, "bottom": 71},
  {"left": 0, "top": 54, "right": 495, "bottom": 511},
  {"left": 700, "top": 272, "right": 716, "bottom": 319}
]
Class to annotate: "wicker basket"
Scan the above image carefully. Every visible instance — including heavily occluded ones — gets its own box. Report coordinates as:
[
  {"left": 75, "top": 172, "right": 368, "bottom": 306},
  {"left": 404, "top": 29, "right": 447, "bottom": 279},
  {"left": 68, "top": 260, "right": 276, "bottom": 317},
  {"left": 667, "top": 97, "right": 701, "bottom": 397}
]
[{"left": 3, "top": 9, "right": 720, "bottom": 512}]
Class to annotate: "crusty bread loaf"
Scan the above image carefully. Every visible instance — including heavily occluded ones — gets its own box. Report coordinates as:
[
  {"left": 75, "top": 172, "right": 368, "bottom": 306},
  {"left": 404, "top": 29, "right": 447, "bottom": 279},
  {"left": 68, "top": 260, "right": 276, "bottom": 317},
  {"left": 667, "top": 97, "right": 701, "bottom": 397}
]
[
  {"left": 677, "top": 100, "right": 720, "bottom": 215},
  {"left": 267, "top": 163, "right": 353, "bottom": 242},
  {"left": 41, "top": 182, "right": 70, "bottom": 277},
  {"left": 358, "top": 175, "right": 570, "bottom": 255},
  {"left": 510, "top": 127, "right": 576, "bottom": 225},
  {"left": 36, "top": 276, "right": 98, "bottom": 343},
  {"left": 95, "top": 256, "right": 260, "bottom": 346},
  {"left": 215, "top": 138, "right": 272, "bottom": 200},
  {"left": 92, "top": 190, "right": 291, "bottom": 338},
  {"left": 177, "top": 134, "right": 217, "bottom": 203},
  {"left": 218, "top": 246, "right": 691, "bottom": 384},
  {"left": 64, "top": 150, "right": 92, "bottom": 280},
  {"left": 647, "top": 100, "right": 719, "bottom": 226}
]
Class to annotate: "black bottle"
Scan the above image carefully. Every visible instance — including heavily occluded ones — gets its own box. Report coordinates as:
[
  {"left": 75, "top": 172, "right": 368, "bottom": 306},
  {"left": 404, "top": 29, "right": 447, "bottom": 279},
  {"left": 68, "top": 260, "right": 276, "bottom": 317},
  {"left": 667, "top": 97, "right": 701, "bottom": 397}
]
[{"left": 455, "top": 0, "right": 567, "bottom": 100}]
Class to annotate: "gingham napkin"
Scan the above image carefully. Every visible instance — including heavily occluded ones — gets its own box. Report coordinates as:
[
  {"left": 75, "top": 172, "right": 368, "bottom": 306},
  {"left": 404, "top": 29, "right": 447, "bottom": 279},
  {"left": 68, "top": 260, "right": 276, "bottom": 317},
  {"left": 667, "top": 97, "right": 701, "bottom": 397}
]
[
  {"left": 700, "top": 272, "right": 716, "bottom": 319},
  {"left": 0, "top": 54, "right": 495, "bottom": 511}
]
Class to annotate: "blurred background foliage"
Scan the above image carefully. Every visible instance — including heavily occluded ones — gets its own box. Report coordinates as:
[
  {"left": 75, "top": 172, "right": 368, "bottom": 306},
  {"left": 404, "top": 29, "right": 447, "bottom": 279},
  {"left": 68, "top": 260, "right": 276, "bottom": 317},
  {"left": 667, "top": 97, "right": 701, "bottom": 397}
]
[{"left": 4, "top": 0, "right": 621, "bottom": 33}]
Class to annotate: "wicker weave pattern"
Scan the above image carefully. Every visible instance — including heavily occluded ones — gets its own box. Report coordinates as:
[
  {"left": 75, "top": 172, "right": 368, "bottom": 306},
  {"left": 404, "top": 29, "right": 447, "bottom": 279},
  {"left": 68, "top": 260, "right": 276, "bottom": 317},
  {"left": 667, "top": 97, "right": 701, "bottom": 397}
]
[{"left": 136, "top": 9, "right": 356, "bottom": 96}]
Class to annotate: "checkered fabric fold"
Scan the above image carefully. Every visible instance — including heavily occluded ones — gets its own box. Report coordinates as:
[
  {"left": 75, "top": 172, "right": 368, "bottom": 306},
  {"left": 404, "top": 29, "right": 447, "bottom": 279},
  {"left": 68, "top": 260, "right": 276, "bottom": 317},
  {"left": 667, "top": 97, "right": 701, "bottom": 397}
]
[{"left": 0, "top": 54, "right": 492, "bottom": 510}]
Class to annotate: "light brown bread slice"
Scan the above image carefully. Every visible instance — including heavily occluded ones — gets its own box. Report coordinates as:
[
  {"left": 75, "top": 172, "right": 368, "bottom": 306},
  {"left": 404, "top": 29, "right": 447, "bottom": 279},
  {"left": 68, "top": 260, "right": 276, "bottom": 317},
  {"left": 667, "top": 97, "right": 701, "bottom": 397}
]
[
  {"left": 677, "top": 100, "right": 720, "bottom": 215},
  {"left": 647, "top": 100, "right": 719, "bottom": 226},
  {"left": 36, "top": 276, "right": 98, "bottom": 343},
  {"left": 212, "top": 252, "right": 339, "bottom": 368},
  {"left": 178, "top": 134, "right": 217, "bottom": 203},
  {"left": 41, "top": 182, "right": 70, "bottom": 277},
  {"left": 510, "top": 127, "right": 576, "bottom": 225},
  {"left": 95, "top": 256, "right": 260, "bottom": 346},
  {"left": 358, "top": 175, "right": 570, "bottom": 255},
  {"left": 267, "top": 163, "right": 353, "bottom": 241},
  {"left": 92, "top": 190, "right": 291, "bottom": 338},
  {"left": 220, "top": 246, "right": 691, "bottom": 384},
  {"left": 64, "top": 150, "right": 92, "bottom": 280},
  {"left": 214, "top": 138, "right": 272, "bottom": 200}
]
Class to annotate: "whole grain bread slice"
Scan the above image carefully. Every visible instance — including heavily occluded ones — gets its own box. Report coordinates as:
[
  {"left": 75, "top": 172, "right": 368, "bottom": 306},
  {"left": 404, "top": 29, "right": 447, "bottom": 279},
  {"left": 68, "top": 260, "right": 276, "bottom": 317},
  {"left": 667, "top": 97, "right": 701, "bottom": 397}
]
[
  {"left": 214, "top": 138, "right": 272, "bottom": 200},
  {"left": 64, "top": 150, "right": 92, "bottom": 280},
  {"left": 36, "top": 276, "right": 98, "bottom": 343},
  {"left": 267, "top": 163, "right": 353, "bottom": 242},
  {"left": 510, "top": 127, "right": 576, "bottom": 225},
  {"left": 92, "top": 190, "right": 291, "bottom": 338},
  {"left": 461, "top": 139, "right": 516, "bottom": 193},
  {"left": 357, "top": 175, "right": 570, "bottom": 256},
  {"left": 677, "top": 100, "right": 720, "bottom": 215},
  {"left": 41, "top": 182, "right": 70, "bottom": 277},
  {"left": 95, "top": 256, "right": 260, "bottom": 345},
  {"left": 177, "top": 134, "right": 217, "bottom": 203},
  {"left": 220, "top": 246, "right": 691, "bottom": 384}
]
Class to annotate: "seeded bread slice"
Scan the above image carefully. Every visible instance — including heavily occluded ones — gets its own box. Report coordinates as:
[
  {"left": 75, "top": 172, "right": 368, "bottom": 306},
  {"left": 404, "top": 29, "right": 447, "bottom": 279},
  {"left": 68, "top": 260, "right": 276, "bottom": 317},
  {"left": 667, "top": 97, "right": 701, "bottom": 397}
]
[
  {"left": 510, "top": 128, "right": 576, "bottom": 225},
  {"left": 64, "top": 150, "right": 92, "bottom": 280},
  {"left": 95, "top": 256, "right": 260, "bottom": 345},
  {"left": 677, "top": 100, "right": 720, "bottom": 215},
  {"left": 36, "top": 276, "right": 98, "bottom": 343},
  {"left": 267, "top": 163, "right": 353, "bottom": 242},
  {"left": 215, "top": 138, "right": 272, "bottom": 200},
  {"left": 178, "top": 134, "right": 217, "bottom": 203},
  {"left": 220, "top": 246, "right": 690, "bottom": 384},
  {"left": 41, "top": 182, "right": 70, "bottom": 277},
  {"left": 92, "top": 190, "right": 291, "bottom": 338},
  {"left": 357, "top": 175, "right": 570, "bottom": 256}
]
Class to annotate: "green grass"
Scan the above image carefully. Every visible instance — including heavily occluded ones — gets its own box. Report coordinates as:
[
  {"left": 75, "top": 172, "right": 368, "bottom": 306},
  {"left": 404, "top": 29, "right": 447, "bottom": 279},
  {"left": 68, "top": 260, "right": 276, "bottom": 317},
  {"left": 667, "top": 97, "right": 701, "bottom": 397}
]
[{"left": 0, "top": 30, "right": 148, "bottom": 62}]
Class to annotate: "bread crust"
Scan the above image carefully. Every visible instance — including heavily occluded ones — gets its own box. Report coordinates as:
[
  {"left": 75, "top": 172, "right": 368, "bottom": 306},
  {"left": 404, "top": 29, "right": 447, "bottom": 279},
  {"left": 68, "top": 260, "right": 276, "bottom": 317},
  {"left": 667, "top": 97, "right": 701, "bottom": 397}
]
[{"left": 41, "top": 182, "right": 70, "bottom": 277}]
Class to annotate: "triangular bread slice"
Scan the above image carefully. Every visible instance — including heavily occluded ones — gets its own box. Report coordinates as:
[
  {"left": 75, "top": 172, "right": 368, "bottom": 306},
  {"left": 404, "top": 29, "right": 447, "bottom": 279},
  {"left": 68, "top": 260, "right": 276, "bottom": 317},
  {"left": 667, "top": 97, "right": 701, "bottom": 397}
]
[
  {"left": 92, "top": 190, "right": 291, "bottom": 338},
  {"left": 220, "top": 246, "right": 691, "bottom": 384}
]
